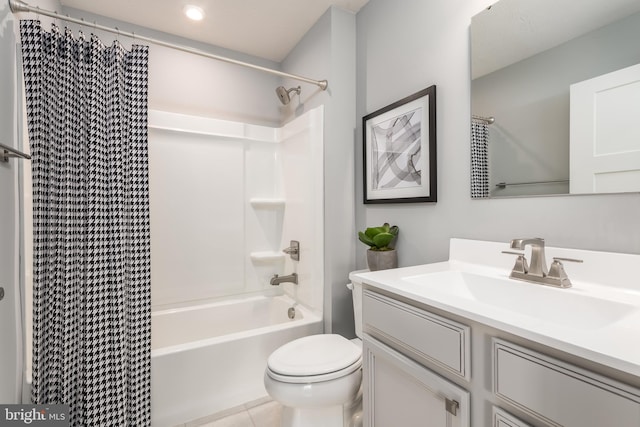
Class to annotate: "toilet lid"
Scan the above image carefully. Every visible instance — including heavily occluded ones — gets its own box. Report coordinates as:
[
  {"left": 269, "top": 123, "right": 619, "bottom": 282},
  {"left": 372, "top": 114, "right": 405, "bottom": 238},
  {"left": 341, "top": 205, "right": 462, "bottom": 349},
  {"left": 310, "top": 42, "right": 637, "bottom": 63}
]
[{"left": 267, "top": 334, "right": 362, "bottom": 377}]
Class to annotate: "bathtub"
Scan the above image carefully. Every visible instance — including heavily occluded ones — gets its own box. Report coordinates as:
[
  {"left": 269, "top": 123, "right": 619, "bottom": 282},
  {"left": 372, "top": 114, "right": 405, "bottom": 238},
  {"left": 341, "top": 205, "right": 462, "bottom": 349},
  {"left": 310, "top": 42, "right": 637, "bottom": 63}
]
[{"left": 150, "top": 294, "right": 322, "bottom": 427}]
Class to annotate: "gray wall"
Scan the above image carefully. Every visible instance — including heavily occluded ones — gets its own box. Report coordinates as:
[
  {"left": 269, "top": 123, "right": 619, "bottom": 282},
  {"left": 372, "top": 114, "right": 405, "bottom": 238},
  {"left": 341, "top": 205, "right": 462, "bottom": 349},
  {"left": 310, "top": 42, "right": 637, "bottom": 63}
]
[
  {"left": 282, "top": 7, "right": 357, "bottom": 337},
  {"left": 355, "top": 0, "right": 640, "bottom": 272}
]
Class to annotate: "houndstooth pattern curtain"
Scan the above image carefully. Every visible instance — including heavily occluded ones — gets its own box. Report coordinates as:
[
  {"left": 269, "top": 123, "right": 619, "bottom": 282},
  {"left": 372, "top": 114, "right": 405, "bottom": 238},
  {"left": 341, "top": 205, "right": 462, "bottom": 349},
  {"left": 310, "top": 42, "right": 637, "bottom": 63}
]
[
  {"left": 20, "top": 20, "right": 151, "bottom": 426},
  {"left": 470, "top": 120, "right": 490, "bottom": 198}
]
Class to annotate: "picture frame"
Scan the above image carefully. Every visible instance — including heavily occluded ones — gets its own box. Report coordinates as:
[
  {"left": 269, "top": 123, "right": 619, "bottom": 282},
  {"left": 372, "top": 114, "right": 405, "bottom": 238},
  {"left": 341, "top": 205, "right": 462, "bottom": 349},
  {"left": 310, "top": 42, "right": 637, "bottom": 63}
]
[{"left": 363, "top": 85, "right": 437, "bottom": 204}]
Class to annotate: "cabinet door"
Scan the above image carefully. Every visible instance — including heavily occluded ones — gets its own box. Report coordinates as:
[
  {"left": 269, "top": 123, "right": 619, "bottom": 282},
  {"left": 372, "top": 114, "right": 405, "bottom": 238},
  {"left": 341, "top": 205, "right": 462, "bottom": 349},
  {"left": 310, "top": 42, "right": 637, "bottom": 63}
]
[{"left": 363, "top": 335, "right": 469, "bottom": 427}]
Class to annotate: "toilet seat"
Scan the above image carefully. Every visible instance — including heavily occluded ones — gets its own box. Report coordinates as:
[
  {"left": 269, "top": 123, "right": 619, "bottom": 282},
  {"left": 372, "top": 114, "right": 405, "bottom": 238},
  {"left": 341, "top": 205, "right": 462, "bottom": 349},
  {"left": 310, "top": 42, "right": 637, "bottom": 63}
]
[{"left": 267, "top": 334, "right": 362, "bottom": 384}]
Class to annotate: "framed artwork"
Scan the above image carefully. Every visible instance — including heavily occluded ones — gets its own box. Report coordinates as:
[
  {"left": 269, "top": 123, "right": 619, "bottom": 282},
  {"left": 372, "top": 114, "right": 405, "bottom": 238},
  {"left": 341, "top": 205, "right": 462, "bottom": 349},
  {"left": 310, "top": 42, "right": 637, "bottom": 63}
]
[{"left": 363, "top": 85, "right": 436, "bottom": 204}]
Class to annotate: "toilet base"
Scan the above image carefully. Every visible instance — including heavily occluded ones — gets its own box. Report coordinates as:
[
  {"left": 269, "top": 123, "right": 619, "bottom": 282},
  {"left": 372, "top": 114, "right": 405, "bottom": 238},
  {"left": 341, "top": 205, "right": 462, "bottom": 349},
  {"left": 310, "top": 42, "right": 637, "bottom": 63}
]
[
  {"left": 280, "top": 390, "right": 362, "bottom": 427},
  {"left": 281, "top": 405, "right": 342, "bottom": 427},
  {"left": 265, "top": 366, "right": 363, "bottom": 427}
]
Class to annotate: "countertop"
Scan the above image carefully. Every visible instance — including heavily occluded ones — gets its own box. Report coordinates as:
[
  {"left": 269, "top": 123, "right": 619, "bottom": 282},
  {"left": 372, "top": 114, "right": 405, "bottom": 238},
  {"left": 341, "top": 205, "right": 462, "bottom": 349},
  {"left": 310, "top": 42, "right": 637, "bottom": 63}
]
[{"left": 350, "top": 238, "right": 640, "bottom": 378}]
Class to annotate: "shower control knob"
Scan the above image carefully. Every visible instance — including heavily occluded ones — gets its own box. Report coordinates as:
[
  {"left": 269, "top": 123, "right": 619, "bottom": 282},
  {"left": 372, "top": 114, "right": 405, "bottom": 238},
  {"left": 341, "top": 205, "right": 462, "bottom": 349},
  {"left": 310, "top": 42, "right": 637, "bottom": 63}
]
[
  {"left": 282, "top": 240, "right": 300, "bottom": 261},
  {"left": 0, "top": 287, "right": 4, "bottom": 301}
]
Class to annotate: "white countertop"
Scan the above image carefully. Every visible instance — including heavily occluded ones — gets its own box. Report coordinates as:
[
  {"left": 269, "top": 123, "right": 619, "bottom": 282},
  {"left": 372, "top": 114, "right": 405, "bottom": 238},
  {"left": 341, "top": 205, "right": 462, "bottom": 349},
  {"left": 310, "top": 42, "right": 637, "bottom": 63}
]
[{"left": 351, "top": 238, "right": 640, "bottom": 378}]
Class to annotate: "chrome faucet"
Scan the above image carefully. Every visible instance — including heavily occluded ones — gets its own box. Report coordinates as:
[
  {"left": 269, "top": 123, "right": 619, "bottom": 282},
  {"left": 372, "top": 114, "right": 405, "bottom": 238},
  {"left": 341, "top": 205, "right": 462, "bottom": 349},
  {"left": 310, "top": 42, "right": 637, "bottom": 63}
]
[
  {"left": 270, "top": 273, "right": 298, "bottom": 286},
  {"left": 503, "top": 238, "right": 583, "bottom": 288}
]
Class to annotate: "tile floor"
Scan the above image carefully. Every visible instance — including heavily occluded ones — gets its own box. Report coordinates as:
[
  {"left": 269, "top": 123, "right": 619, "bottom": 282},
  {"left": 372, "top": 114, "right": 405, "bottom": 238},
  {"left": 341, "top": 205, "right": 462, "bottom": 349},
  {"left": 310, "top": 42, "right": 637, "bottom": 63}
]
[{"left": 179, "top": 398, "right": 283, "bottom": 427}]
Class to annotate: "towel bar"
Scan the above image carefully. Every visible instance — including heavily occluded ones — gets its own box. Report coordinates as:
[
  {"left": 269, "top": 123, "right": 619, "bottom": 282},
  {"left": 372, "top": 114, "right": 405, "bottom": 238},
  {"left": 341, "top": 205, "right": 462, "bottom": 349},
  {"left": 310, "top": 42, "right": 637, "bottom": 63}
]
[{"left": 0, "top": 142, "right": 31, "bottom": 162}]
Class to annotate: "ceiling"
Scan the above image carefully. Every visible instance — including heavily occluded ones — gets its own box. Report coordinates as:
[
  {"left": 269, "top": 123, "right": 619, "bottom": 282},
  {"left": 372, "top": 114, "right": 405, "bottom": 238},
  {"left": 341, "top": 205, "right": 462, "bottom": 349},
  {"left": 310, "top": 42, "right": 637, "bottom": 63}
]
[{"left": 59, "top": 0, "right": 370, "bottom": 63}]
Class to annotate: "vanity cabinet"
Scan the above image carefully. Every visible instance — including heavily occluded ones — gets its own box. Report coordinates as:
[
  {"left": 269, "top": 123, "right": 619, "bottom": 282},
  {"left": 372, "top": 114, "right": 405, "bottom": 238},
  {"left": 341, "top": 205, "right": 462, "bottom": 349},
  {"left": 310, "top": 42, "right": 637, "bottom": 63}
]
[
  {"left": 493, "top": 340, "right": 640, "bottom": 427},
  {"left": 353, "top": 239, "right": 640, "bottom": 426},
  {"left": 362, "top": 289, "right": 470, "bottom": 427},
  {"left": 360, "top": 286, "right": 640, "bottom": 427}
]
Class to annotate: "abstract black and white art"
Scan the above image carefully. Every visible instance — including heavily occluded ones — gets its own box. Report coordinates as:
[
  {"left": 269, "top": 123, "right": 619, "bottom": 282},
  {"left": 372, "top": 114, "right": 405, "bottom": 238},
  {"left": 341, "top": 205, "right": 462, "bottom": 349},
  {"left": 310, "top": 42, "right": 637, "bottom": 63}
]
[{"left": 363, "top": 86, "right": 437, "bottom": 203}]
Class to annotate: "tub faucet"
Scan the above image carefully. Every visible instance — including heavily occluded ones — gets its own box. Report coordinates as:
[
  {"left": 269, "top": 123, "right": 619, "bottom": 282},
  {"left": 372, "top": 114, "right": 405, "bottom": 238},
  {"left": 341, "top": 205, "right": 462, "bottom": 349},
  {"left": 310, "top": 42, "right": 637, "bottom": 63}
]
[{"left": 270, "top": 273, "right": 298, "bottom": 286}]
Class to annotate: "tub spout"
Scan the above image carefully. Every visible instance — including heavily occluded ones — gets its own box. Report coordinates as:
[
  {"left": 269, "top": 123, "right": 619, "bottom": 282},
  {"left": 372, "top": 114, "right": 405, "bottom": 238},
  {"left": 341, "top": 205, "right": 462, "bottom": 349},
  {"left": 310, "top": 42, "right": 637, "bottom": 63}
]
[{"left": 270, "top": 273, "right": 298, "bottom": 286}]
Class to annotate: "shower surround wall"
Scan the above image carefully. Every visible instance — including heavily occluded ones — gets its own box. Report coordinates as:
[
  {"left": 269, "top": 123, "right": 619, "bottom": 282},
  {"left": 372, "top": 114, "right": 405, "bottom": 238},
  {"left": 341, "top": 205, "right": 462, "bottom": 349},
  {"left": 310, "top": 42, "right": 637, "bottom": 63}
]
[
  {"left": 147, "top": 107, "right": 324, "bottom": 425},
  {"left": 148, "top": 107, "right": 324, "bottom": 310}
]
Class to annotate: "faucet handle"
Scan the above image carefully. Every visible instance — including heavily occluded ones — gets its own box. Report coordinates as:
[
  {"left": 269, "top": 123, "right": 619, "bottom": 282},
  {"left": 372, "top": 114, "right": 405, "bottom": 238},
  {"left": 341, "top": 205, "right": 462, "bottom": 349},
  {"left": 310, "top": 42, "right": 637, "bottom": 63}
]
[
  {"left": 502, "top": 250, "right": 529, "bottom": 274},
  {"left": 552, "top": 257, "right": 583, "bottom": 264},
  {"left": 282, "top": 240, "right": 300, "bottom": 261},
  {"left": 502, "top": 250, "right": 524, "bottom": 256},
  {"left": 546, "top": 257, "right": 582, "bottom": 288}
]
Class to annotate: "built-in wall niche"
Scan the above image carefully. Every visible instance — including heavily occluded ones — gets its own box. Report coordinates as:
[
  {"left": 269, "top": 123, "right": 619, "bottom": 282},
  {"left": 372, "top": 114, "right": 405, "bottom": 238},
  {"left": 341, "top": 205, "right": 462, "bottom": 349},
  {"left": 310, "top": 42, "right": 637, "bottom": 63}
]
[
  {"left": 248, "top": 197, "right": 286, "bottom": 267},
  {"left": 471, "top": 0, "right": 640, "bottom": 198},
  {"left": 249, "top": 251, "right": 286, "bottom": 263},
  {"left": 249, "top": 198, "right": 286, "bottom": 208},
  {"left": 245, "top": 140, "right": 287, "bottom": 291}
]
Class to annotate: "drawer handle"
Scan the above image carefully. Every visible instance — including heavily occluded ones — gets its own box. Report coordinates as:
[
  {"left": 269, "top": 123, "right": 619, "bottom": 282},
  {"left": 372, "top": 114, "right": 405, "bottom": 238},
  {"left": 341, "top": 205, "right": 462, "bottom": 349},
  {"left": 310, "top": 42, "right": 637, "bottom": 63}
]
[{"left": 445, "top": 398, "right": 459, "bottom": 416}]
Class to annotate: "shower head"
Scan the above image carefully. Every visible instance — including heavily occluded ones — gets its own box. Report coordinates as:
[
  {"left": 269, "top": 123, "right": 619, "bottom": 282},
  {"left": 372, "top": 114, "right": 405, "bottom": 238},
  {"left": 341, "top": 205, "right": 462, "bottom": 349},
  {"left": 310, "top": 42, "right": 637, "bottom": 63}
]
[{"left": 275, "top": 86, "right": 301, "bottom": 105}]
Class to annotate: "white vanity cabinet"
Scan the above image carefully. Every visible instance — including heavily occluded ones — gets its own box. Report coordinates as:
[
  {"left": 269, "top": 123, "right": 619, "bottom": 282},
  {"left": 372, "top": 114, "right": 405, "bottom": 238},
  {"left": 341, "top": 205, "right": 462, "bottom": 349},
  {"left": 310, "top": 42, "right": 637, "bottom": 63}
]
[
  {"left": 360, "top": 287, "right": 640, "bottom": 427},
  {"left": 352, "top": 238, "right": 640, "bottom": 427},
  {"left": 493, "top": 340, "right": 640, "bottom": 427},
  {"left": 362, "top": 289, "right": 471, "bottom": 427}
]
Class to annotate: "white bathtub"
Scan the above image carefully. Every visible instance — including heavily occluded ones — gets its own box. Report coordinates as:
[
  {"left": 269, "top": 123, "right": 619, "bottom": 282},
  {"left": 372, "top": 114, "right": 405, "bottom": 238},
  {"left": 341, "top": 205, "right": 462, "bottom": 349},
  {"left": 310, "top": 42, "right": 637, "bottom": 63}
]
[{"left": 150, "top": 294, "right": 322, "bottom": 427}]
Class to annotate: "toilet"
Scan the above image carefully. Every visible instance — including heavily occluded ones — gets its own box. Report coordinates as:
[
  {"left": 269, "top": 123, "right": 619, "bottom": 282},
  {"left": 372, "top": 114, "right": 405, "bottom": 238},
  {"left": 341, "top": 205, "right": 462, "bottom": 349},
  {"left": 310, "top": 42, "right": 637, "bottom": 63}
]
[{"left": 264, "top": 280, "right": 364, "bottom": 427}]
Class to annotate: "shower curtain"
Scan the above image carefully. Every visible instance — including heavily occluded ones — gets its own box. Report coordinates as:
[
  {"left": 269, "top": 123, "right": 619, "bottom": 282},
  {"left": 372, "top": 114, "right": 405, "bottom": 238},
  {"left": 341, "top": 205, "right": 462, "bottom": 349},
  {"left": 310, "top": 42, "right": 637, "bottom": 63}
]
[
  {"left": 19, "top": 20, "right": 151, "bottom": 426},
  {"left": 470, "top": 120, "right": 490, "bottom": 198}
]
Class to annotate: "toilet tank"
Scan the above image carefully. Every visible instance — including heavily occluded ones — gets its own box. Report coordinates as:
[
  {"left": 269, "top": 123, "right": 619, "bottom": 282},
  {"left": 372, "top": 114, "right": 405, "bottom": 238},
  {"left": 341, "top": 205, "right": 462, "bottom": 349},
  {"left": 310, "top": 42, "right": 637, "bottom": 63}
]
[{"left": 347, "top": 273, "right": 365, "bottom": 340}]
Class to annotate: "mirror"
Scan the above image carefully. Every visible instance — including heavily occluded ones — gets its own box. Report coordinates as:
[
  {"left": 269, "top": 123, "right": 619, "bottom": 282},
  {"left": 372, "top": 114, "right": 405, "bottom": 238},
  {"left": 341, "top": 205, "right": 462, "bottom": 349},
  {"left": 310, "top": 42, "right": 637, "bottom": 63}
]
[{"left": 470, "top": 0, "right": 640, "bottom": 198}]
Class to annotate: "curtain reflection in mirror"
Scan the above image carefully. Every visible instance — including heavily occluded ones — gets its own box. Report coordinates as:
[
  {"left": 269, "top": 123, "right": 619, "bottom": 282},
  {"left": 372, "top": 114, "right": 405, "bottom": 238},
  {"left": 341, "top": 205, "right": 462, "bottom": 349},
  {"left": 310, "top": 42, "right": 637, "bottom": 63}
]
[{"left": 471, "top": 117, "right": 491, "bottom": 198}]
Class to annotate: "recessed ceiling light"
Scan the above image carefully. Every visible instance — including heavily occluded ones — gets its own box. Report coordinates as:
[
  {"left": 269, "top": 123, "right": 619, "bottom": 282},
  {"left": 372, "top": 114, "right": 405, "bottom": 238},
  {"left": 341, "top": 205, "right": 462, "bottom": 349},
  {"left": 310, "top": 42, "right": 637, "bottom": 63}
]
[{"left": 184, "top": 5, "right": 205, "bottom": 21}]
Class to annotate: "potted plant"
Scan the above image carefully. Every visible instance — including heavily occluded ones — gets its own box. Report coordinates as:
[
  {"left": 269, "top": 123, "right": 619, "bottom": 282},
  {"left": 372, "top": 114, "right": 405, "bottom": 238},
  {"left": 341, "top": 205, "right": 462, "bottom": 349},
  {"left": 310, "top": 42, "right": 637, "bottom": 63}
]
[{"left": 358, "top": 223, "right": 399, "bottom": 271}]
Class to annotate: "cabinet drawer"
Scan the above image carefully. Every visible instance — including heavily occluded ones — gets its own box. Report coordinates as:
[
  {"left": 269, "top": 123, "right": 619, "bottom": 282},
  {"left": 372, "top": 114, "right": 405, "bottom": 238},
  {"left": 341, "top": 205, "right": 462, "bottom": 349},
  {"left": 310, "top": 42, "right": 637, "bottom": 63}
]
[
  {"left": 363, "top": 289, "right": 470, "bottom": 380},
  {"left": 493, "top": 339, "right": 640, "bottom": 427},
  {"left": 492, "top": 407, "right": 532, "bottom": 427}
]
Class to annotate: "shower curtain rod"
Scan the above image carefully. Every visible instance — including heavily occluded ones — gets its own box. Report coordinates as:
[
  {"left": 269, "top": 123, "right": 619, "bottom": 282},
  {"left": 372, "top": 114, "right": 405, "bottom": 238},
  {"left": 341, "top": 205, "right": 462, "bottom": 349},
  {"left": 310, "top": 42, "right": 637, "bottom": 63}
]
[{"left": 8, "top": 0, "right": 329, "bottom": 91}]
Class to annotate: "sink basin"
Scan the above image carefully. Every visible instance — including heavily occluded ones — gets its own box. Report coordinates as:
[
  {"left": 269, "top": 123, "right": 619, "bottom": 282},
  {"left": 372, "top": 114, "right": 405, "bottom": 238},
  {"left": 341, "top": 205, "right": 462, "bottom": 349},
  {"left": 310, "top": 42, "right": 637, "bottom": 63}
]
[{"left": 402, "top": 270, "right": 636, "bottom": 329}]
